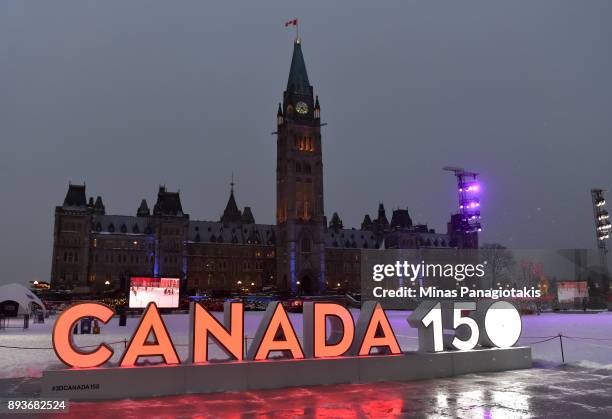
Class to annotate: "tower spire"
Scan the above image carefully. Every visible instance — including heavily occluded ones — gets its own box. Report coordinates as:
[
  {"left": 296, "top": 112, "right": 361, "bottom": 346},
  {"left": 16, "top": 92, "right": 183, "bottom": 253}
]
[{"left": 286, "top": 35, "right": 310, "bottom": 95}]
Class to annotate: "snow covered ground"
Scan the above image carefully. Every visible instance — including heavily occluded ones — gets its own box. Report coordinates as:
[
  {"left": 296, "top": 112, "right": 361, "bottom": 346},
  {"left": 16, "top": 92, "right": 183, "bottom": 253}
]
[{"left": 0, "top": 310, "right": 611, "bottom": 379}]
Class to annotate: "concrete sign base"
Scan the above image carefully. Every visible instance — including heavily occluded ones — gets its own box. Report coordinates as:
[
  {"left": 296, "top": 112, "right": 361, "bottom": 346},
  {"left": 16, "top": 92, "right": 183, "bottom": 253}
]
[{"left": 42, "top": 347, "right": 532, "bottom": 401}]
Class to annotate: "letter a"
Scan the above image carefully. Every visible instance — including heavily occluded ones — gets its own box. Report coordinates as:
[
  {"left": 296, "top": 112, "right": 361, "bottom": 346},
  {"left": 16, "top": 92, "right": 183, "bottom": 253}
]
[
  {"left": 247, "top": 302, "right": 304, "bottom": 360},
  {"left": 352, "top": 301, "right": 401, "bottom": 356},
  {"left": 120, "top": 302, "right": 180, "bottom": 367}
]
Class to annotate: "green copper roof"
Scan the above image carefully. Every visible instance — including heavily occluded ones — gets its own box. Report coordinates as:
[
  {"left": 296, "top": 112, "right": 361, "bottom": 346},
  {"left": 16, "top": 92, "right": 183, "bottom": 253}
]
[{"left": 287, "top": 40, "right": 310, "bottom": 95}]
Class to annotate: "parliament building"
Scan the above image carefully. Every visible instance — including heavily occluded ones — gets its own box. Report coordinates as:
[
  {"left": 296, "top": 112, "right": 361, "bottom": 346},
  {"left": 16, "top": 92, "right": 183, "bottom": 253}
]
[{"left": 50, "top": 39, "right": 476, "bottom": 295}]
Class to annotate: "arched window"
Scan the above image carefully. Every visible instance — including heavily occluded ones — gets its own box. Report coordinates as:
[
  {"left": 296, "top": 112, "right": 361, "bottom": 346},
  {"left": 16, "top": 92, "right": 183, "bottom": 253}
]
[{"left": 301, "top": 237, "right": 311, "bottom": 253}]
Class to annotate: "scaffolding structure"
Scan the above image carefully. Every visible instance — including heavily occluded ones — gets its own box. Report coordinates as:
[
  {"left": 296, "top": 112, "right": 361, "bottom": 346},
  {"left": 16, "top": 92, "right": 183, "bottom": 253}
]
[{"left": 444, "top": 166, "right": 482, "bottom": 234}]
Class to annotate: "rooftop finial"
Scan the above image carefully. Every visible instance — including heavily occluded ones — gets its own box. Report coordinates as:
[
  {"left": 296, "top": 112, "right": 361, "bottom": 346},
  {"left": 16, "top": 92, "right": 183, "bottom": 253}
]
[{"left": 230, "top": 172, "right": 235, "bottom": 194}]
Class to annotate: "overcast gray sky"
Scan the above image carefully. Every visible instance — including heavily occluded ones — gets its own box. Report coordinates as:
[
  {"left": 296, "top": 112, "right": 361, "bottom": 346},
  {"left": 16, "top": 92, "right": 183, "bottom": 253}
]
[{"left": 1, "top": 1, "right": 611, "bottom": 285}]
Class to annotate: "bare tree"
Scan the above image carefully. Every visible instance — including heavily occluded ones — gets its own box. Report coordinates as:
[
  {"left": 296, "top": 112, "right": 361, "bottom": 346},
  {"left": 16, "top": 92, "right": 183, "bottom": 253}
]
[{"left": 480, "top": 243, "right": 517, "bottom": 288}]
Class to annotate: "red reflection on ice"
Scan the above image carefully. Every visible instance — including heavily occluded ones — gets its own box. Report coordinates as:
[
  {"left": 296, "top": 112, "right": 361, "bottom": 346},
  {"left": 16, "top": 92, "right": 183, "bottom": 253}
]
[{"left": 46, "top": 383, "right": 407, "bottom": 419}]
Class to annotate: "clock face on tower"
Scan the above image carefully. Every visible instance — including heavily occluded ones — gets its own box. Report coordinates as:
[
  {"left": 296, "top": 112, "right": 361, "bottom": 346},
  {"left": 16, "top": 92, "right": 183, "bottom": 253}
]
[{"left": 296, "top": 101, "right": 309, "bottom": 114}]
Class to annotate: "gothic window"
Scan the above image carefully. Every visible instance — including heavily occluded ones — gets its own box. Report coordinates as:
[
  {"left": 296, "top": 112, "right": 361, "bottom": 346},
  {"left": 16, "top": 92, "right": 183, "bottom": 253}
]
[
  {"left": 108, "top": 223, "right": 115, "bottom": 233},
  {"left": 296, "top": 162, "right": 302, "bottom": 173},
  {"left": 301, "top": 237, "right": 311, "bottom": 253}
]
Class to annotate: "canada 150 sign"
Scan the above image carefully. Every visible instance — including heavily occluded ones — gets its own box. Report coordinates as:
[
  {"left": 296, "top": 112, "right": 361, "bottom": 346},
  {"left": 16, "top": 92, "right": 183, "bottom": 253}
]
[{"left": 51, "top": 300, "right": 522, "bottom": 369}]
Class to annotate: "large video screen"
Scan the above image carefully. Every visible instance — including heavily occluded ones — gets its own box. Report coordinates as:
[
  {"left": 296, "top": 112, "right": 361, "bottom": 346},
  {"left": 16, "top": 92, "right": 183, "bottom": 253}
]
[
  {"left": 557, "top": 281, "right": 588, "bottom": 303},
  {"left": 129, "top": 277, "right": 180, "bottom": 308}
]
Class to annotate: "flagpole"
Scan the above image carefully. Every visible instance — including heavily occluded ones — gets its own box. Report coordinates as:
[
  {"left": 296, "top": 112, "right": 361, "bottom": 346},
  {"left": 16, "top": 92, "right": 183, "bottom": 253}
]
[{"left": 296, "top": 18, "right": 299, "bottom": 42}]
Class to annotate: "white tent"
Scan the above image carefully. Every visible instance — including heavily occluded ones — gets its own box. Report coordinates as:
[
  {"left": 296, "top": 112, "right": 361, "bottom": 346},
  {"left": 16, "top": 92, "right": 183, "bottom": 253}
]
[{"left": 0, "top": 283, "right": 46, "bottom": 316}]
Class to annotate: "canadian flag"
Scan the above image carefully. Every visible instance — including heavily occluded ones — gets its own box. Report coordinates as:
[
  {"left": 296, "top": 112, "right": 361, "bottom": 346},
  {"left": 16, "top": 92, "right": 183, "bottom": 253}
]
[{"left": 285, "top": 19, "right": 298, "bottom": 27}]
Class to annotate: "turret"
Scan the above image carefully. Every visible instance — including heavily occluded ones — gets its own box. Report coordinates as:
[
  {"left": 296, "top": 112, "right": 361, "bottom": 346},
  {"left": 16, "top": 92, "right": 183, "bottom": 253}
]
[
  {"left": 361, "top": 214, "right": 373, "bottom": 231},
  {"left": 329, "top": 212, "right": 343, "bottom": 231},
  {"left": 277, "top": 103, "right": 284, "bottom": 126},
  {"left": 137, "top": 199, "right": 150, "bottom": 217},
  {"left": 242, "top": 206, "right": 255, "bottom": 224},
  {"left": 220, "top": 182, "right": 242, "bottom": 225},
  {"left": 93, "top": 196, "right": 105, "bottom": 215}
]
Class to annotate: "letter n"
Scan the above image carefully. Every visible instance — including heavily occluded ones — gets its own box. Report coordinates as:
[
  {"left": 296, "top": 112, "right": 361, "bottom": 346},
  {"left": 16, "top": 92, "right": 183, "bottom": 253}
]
[{"left": 190, "top": 301, "right": 244, "bottom": 363}]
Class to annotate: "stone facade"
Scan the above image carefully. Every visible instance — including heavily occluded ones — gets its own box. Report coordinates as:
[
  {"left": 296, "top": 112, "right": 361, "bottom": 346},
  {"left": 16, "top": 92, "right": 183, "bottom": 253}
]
[{"left": 50, "top": 40, "right": 476, "bottom": 295}]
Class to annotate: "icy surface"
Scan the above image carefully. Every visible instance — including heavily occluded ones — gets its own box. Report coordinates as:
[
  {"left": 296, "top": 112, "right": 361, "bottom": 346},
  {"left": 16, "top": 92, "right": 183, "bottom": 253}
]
[
  {"left": 10, "top": 364, "right": 603, "bottom": 418},
  {"left": 0, "top": 310, "right": 611, "bottom": 378}
]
